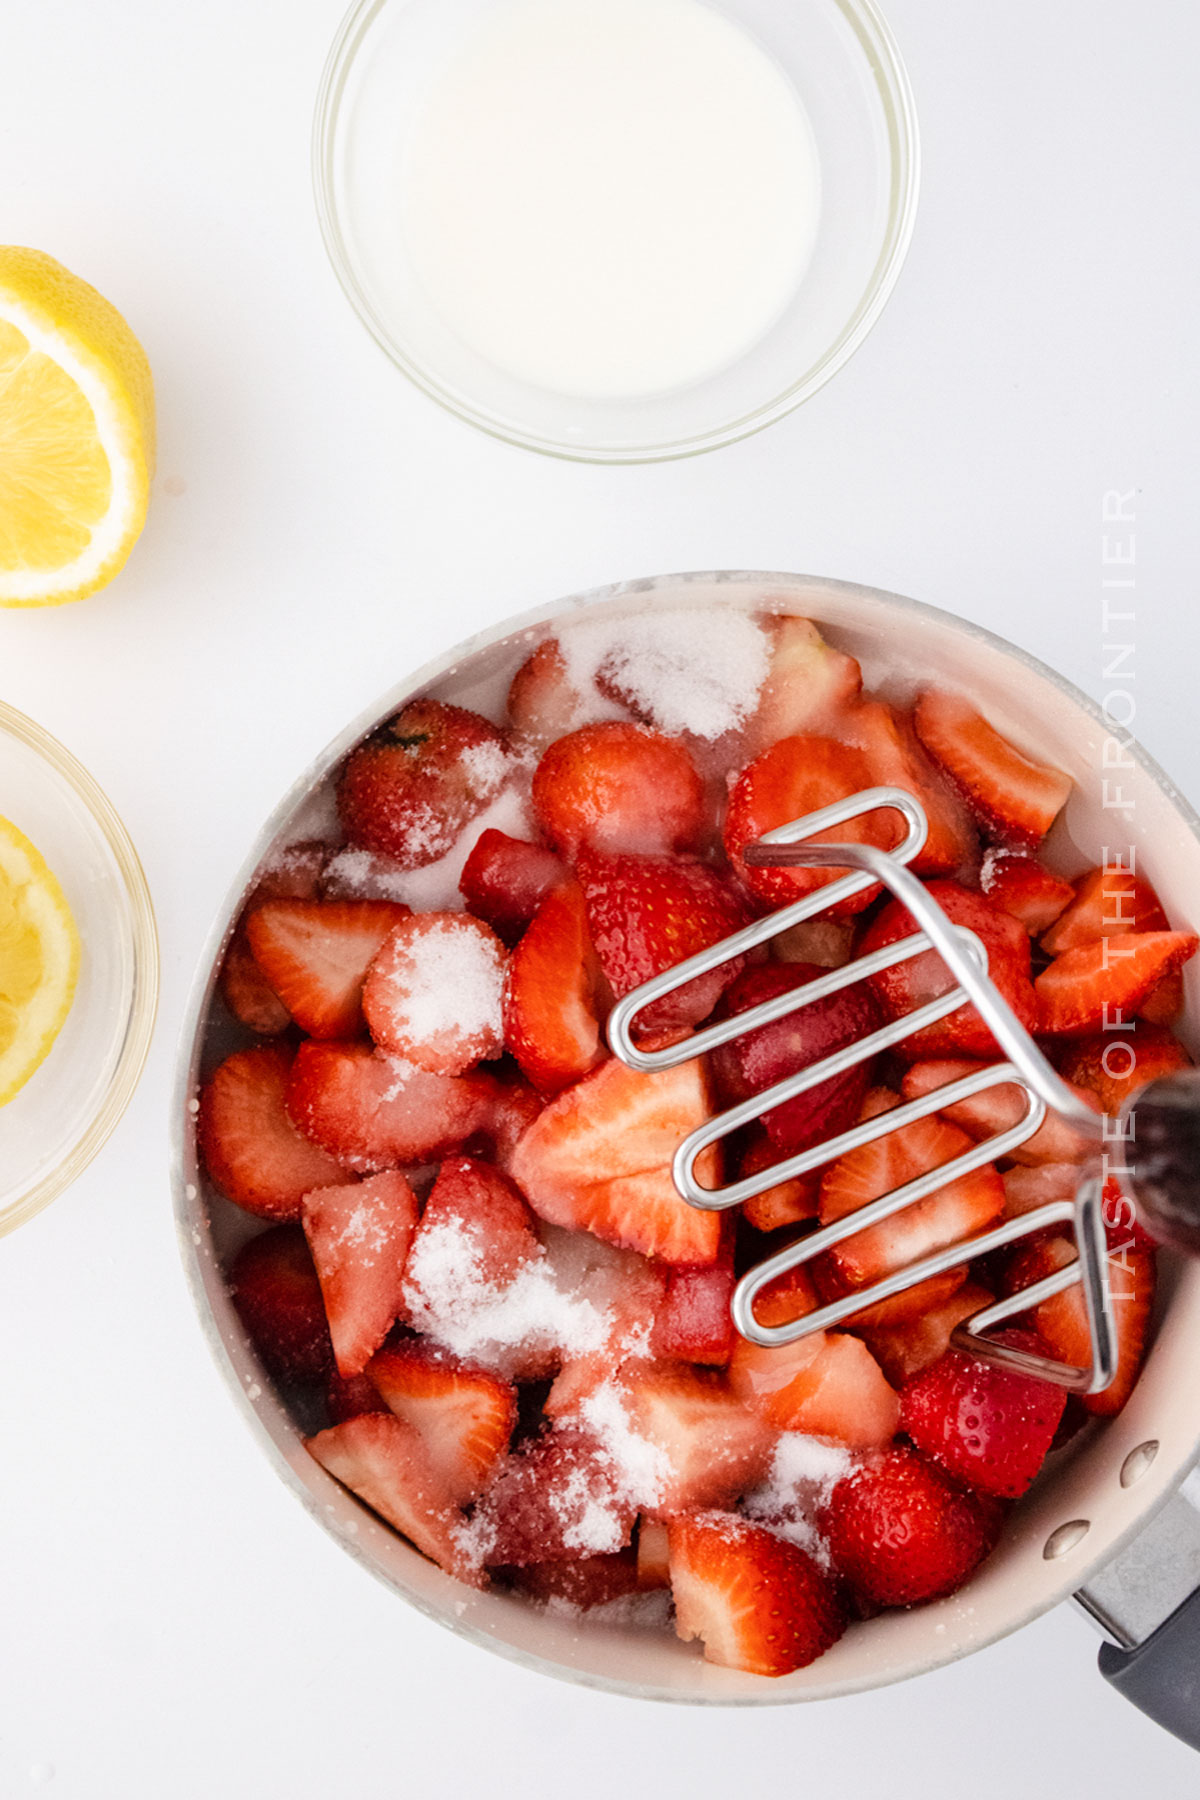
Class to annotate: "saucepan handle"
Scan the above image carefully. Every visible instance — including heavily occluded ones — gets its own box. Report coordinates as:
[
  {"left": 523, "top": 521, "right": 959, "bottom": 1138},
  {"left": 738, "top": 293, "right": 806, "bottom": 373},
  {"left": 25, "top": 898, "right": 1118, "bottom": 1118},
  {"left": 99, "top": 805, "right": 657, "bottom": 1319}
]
[{"left": 1099, "top": 1590, "right": 1200, "bottom": 1750}]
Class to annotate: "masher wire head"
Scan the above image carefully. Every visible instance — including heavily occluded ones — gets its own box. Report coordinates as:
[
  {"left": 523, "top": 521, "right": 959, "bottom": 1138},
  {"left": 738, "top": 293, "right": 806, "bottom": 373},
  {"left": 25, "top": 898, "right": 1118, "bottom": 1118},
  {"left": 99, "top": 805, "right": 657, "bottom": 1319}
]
[{"left": 606, "top": 786, "right": 1119, "bottom": 1395}]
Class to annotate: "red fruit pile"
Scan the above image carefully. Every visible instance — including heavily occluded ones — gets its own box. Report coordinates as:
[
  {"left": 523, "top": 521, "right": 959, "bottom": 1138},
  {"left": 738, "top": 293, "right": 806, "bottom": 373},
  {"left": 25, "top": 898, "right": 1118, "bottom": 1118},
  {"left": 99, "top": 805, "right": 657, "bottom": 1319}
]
[{"left": 197, "top": 606, "right": 1193, "bottom": 1681}]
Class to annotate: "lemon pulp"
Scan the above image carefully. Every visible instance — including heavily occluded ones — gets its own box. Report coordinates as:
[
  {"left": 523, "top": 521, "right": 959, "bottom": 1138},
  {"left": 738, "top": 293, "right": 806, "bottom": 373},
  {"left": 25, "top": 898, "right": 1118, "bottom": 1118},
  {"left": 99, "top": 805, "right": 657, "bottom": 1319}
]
[{"left": 0, "top": 816, "right": 80, "bottom": 1104}]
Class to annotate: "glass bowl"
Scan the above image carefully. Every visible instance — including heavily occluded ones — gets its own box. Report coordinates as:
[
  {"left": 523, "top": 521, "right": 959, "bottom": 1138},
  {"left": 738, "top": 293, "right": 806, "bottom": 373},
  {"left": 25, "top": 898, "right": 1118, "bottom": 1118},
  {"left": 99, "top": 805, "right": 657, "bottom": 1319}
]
[
  {"left": 0, "top": 700, "right": 158, "bottom": 1235},
  {"left": 174, "top": 572, "right": 1200, "bottom": 1703},
  {"left": 313, "top": 0, "right": 920, "bottom": 462}
]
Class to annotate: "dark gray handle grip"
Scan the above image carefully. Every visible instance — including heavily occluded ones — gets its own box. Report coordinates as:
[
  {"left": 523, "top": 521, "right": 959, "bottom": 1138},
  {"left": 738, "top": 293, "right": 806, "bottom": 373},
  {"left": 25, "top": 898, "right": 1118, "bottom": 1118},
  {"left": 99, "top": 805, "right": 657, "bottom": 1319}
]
[{"left": 1099, "top": 1587, "right": 1200, "bottom": 1751}]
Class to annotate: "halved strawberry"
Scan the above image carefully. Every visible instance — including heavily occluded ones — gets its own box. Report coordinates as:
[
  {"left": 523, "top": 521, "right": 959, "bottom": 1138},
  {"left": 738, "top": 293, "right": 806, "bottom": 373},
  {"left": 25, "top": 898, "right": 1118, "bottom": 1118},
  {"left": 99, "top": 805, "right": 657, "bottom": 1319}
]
[
  {"left": 245, "top": 898, "right": 410, "bottom": 1039},
  {"left": 859, "top": 879, "right": 1039, "bottom": 1059},
  {"left": 507, "top": 638, "right": 626, "bottom": 745},
  {"left": 636, "top": 1516, "right": 671, "bottom": 1590},
  {"left": 1005, "top": 1234, "right": 1156, "bottom": 1415},
  {"left": 623, "top": 1364, "right": 776, "bottom": 1511},
  {"left": 458, "top": 829, "right": 566, "bottom": 945},
  {"left": 305, "top": 1413, "right": 483, "bottom": 1584},
  {"left": 218, "top": 931, "right": 292, "bottom": 1035},
  {"left": 837, "top": 698, "right": 976, "bottom": 876},
  {"left": 326, "top": 1368, "right": 389, "bottom": 1424},
  {"left": 532, "top": 722, "right": 708, "bottom": 860},
  {"left": 818, "top": 1088, "right": 1005, "bottom": 1294},
  {"left": 1056, "top": 1023, "right": 1191, "bottom": 1114},
  {"left": 1042, "top": 862, "right": 1172, "bottom": 953},
  {"left": 729, "top": 1329, "right": 900, "bottom": 1447},
  {"left": 302, "top": 1172, "right": 419, "bottom": 1377},
  {"left": 366, "top": 1342, "right": 516, "bottom": 1503},
  {"left": 474, "top": 1425, "right": 638, "bottom": 1565},
  {"left": 227, "top": 1224, "right": 334, "bottom": 1384},
  {"left": 362, "top": 912, "right": 507, "bottom": 1075},
  {"left": 724, "top": 734, "right": 901, "bottom": 916},
  {"left": 899, "top": 1329, "right": 1067, "bottom": 1498},
  {"left": 913, "top": 689, "right": 1072, "bottom": 850},
  {"left": 743, "top": 615, "right": 863, "bottom": 753},
  {"left": 285, "top": 1041, "right": 497, "bottom": 1172},
  {"left": 668, "top": 1510, "right": 846, "bottom": 1677},
  {"left": 1036, "top": 931, "right": 1198, "bottom": 1036},
  {"left": 338, "top": 699, "right": 512, "bottom": 869},
  {"left": 979, "top": 851, "right": 1075, "bottom": 935},
  {"left": 738, "top": 1130, "right": 819, "bottom": 1232},
  {"left": 502, "top": 881, "right": 606, "bottom": 1095},
  {"left": 1000, "top": 1160, "right": 1077, "bottom": 1221},
  {"left": 821, "top": 1444, "right": 1001, "bottom": 1606},
  {"left": 861, "top": 1280, "right": 994, "bottom": 1387},
  {"left": 899, "top": 1059, "right": 1097, "bottom": 1164},
  {"left": 508, "top": 1054, "right": 722, "bottom": 1264},
  {"left": 576, "top": 848, "right": 748, "bottom": 1033},
  {"left": 199, "top": 1044, "right": 351, "bottom": 1219},
  {"left": 712, "top": 962, "right": 881, "bottom": 1156},
  {"left": 651, "top": 1246, "right": 736, "bottom": 1366},
  {"left": 510, "top": 1553, "right": 642, "bottom": 1610}
]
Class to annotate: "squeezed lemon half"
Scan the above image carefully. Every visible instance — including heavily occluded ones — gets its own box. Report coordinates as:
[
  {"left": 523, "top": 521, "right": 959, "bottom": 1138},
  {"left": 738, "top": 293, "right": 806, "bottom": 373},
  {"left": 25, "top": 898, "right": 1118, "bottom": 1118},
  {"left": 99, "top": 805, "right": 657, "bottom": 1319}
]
[
  {"left": 0, "top": 246, "right": 154, "bottom": 608},
  {"left": 0, "top": 816, "right": 80, "bottom": 1104}
]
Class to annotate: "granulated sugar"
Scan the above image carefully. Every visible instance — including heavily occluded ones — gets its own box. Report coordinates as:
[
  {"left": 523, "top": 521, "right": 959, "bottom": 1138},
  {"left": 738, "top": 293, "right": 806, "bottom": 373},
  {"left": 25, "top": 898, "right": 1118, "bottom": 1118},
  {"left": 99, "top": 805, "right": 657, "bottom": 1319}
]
[
  {"left": 378, "top": 783, "right": 534, "bottom": 912},
  {"left": 742, "top": 1432, "right": 853, "bottom": 1569},
  {"left": 321, "top": 847, "right": 413, "bottom": 904},
  {"left": 558, "top": 607, "right": 770, "bottom": 739},
  {"left": 578, "top": 1380, "right": 670, "bottom": 1513},
  {"left": 376, "top": 916, "right": 505, "bottom": 1054},
  {"left": 544, "top": 1589, "right": 674, "bottom": 1631}
]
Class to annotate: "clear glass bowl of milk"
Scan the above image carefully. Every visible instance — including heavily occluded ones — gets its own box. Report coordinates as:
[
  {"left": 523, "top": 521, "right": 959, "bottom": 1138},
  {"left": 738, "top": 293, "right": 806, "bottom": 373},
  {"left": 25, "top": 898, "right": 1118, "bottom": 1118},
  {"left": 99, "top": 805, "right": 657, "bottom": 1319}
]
[{"left": 315, "top": 0, "right": 918, "bottom": 462}]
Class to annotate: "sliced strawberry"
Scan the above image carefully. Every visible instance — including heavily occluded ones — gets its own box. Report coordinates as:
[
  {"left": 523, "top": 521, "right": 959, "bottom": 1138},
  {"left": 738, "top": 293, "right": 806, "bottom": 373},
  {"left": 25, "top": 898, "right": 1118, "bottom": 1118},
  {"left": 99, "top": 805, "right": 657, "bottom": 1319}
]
[
  {"left": 326, "top": 1368, "right": 389, "bottom": 1424},
  {"left": 304, "top": 1413, "right": 482, "bottom": 1584},
  {"left": 712, "top": 962, "right": 881, "bottom": 1156},
  {"left": 729, "top": 1329, "right": 900, "bottom": 1447},
  {"left": 724, "top": 734, "right": 901, "bottom": 916},
  {"left": 199, "top": 1044, "right": 350, "bottom": 1219},
  {"left": 651, "top": 1246, "right": 736, "bottom": 1366},
  {"left": 738, "top": 1130, "right": 819, "bottom": 1232},
  {"left": 502, "top": 881, "right": 606, "bottom": 1095},
  {"left": 1000, "top": 1160, "right": 1078, "bottom": 1221},
  {"left": 668, "top": 1510, "right": 846, "bottom": 1676},
  {"left": 636, "top": 1516, "right": 671, "bottom": 1590},
  {"left": 860, "top": 879, "right": 1039, "bottom": 1059},
  {"left": 285, "top": 1041, "right": 496, "bottom": 1172},
  {"left": 458, "top": 829, "right": 566, "bottom": 945},
  {"left": 245, "top": 898, "right": 410, "bottom": 1039},
  {"left": 1042, "top": 862, "right": 1172, "bottom": 954},
  {"left": 474, "top": 1425, "right": 638, "bottom": 1565},
  {"left": 485, "top": 1075, "right": 545, "bottom": 1167},
  {"left": 899, "top": 1058, "right": 1097, "bottom": 1164},
  {"left": 362, "top": 911, "right": 507, "bottom": 1075},
  {"left": 818, "top": 1089, "right": 1005, "bottom": 1293},
  {"left": 743, "top": 615, "right": 863, "bottom": 753},
  {"left": 1057, "top": 1024, "right": 1191, "bottom": 1114},
  {"left": 752, "top": 1261, "right": 820, "bottom": 1328},
  {"left": 623, "top": 1364, "right": 776, "bottom": 1511},
  {"left": 302, "top": 1172, "right": 419, "bottom": 1377},
  {"left": 508, "top": 1054, "right": 722, "bottom": 1264},
  {"left": 862, "top": 1280, "right": 994, "bottom": 1387},
  {"left": 510, "top": 1553, "right": 642, "bottom": 1610},
  {"left": 366, "top": 1342, "right": 516, "bottom": 1503},
  {"left": 838, "top": 698, "right": 976, "bottom": 876},
  {"left": 507, "top": 638, "right": 626, "bottom": 745},
  {"left": 1006, "top": 1234, "right": 1156, "bottom": 1415},
  {"left": 913, "top": 689, "right": 1072, "bottom": 850},
  {"left": 227, "top": 1224, "right": 334, "bottom": 1385},
  {"left": 576, "top": 848, "right": 749, "bottom": 1032},
  {"left": 811, "top": 1263, "right": 969, "bottom": 1333},
  {"left": 980, "top": 851, "right": 1075, "bottom": 935},
  {"left": 1036, "top": 931, "right": 1198, "bottom": 1036},
  {"left": 899, "top": 1329, "right": 1067, "bottom": 1498},
  {"left": 821, "top": 1444, "right": 1001, "bottom": 1607},
  {"left": 218, "top": 930, "right": 292, "bottom": 1035},
  {"left": 532, "top": 722, "right": 708, "bottom": 860},
  {"left": 338, "top": 699, "right": 511, "bottom": 869}
]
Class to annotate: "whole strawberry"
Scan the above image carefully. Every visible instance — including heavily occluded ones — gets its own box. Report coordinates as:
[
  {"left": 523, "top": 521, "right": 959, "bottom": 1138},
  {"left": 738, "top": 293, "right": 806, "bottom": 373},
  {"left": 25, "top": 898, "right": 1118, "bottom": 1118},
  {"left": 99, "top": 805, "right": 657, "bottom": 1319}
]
[
  {"left": 338, "top": 699, "right": 511, "bottom": 869},
  {"left": 822, "top": 1444, "right": 1001, "bottom": 1607},
  {"left": 899, "top": 1330, "right": 1067, "bottom": 1498}
]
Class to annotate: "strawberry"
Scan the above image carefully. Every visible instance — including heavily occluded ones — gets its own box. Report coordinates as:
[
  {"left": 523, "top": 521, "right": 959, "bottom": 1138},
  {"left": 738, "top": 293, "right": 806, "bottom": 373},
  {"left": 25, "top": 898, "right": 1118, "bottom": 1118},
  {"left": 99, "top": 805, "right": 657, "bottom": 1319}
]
[
  {"left": 743, "top": 615, "right": 863, "bottom": 753},
  {"left": 862, "top": 1280, "right": 994, "bottom": 1387},
  {"left": 811, "top": 1263, "right": 969, "bottom": 1333},
  {"left": 458, "top": 829, "right": 566, "bottom": 945},
  {"left": 474, "top": 1425, "right": 638, "bottom": 1565},
  {"left": 1036, "top": 931, "right": 1198, "bottom": 1036},
  {"left": 245, "top": 898, "right": 410, "bottom": 1039},
  {"left": 979, "top": 851, "right": 1074, "bottom": 935},
  {"left": 751, "top": 1261, "right": 820, "bottom": 1328},
  {"left": 227, "top": 1224, "right": 334, "bottom": 1385},
  {"left": 818, "top": 1089, "right": 1005, "bottom": 1294},
  {"left": 711, "top": 962, "right": 881, "bottom": 1156},
  {"left": 899, "top": 1059, "right": 1097, "bottom": 1164},
  {"left": 821, "top": 1444, "right": 1001, "bottom": 1606},
  {"left": 729, "top": 1329, "right": 900, "bottom": 1447},
  {"left": 859, "top": 879, "right": 1039, "bottom": 1059},
  {"left": 538, "top": 1224, "right": 667, "bottom": 1369},
  {"left": 576, "top": 848, "right": 749, "bottom": 1032},
  {"left": 724, "top": 734, "right": 901, "bottom": 916},
  {"left": 304, "top": 1413, "right": 483, "bottom": 1584},
  {"left": 1056, "top": 1023, "right": 1191, "bottom": 1114},
  {"left": 362, "top": 911, "right": 507, "bottom": 1075},
  {"left": 502, "top": 881, "right": 606, "bottom": 1095},
  {"left": 199, "top": 1044, "right": 351, "bottom": 1219},
  {"left": 637, "top": 1516, "right": 672, "bottom": 1590},
  {"left": 651, "top": 1247, "right": 736, "bottom": 1366},
  {"left": 771, "top": 918, "right": 855, "bottom": 968},
  {"left": 532, "top": 722, "right": 707, "bottom": 859},
  {"left": 285, "top": 1041, "right": 497, "bottom": 1172},
  {"left": 338, "top": 699, "right": 511, "bottom": 869},
  {"left": 366, "top": 1342, "right": 516, "bottom": 1503},
  {"left": 913, "top": 688, "right": 1072, "bottom": 850},
  {"left": 623, "top": 1364, "right": 776, "bottom": 1511},
  {"left": 837, "top": 698, "right": 976, "bottom": 876},
  {"left": 1042, "top": 862, "right": 1172, "bottom": 954},
  {"left": 484, "top": 1075, "right": 545, "bottom": 1166},
  {"left": 509, "top": 1552, "right": 642, "bottom": 1609},
  {"left": 668, "top": 1511, "right": 846, "bottom": 1677},
  {"left": 1000, "top": 1160, "right": 1078, "bottom": 1220},
  {"left": 738, "top": 1130, "right": 819, "bottom": 1232},
  {"left": 1005, "top": 1234, "right": 1156, "bottom": 1415},
  {"left": 507, "top": 638, "right": 626, "bottom": 745},
  {"left": 326, "top": 1368, "right": 389, "bottom": 1424},
  {"left": 508, "top": 1054, "right": 722, "bottom": 1264},
  {"left": 218, "top": 931, "right": 292, "bottom": 1035},
  {"left": 899, "top": 1329, "right": 1068, "bottom": 1498},
  {"left": 302, "top": 1172, "right": 419, "bottom": 1377}
]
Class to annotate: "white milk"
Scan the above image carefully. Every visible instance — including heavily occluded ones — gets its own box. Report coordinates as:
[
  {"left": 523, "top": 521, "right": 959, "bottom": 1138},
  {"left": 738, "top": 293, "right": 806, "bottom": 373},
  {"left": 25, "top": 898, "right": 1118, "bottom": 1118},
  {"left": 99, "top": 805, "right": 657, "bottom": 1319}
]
[{"left": 399, "top": 0, "right": 822, "bottom": 399}]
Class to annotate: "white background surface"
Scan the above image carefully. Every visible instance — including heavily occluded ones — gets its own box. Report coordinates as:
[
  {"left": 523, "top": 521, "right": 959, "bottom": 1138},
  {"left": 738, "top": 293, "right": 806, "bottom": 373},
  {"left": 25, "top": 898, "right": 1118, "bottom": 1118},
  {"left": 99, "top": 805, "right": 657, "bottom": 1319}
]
[{"left": 2, "top": 0, "right": 1200, "bottom": 1794}]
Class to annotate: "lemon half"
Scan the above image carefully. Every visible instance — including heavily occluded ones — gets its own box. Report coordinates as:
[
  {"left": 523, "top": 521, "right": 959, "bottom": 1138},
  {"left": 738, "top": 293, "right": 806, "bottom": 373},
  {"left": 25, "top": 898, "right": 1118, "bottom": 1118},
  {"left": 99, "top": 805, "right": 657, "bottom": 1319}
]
[
  {"left": 0, "top": 247, "right": 154, "bottom": 608},
  {"left": 0, "top": 816, "right": 80, "bottom": 1104}
]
